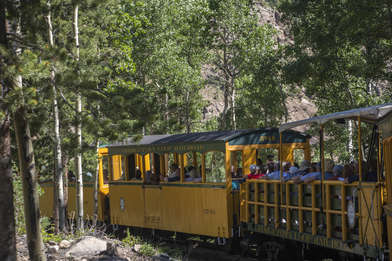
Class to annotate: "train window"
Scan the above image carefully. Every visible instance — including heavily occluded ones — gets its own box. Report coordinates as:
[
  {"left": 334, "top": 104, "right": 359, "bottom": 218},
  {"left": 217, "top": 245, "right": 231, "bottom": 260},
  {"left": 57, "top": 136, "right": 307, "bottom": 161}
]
[
  {"left": 257, "top": 148, "right": 278, "bottom": 164},
  {"left": 152, "top": 153, "right": 161, "bottom": 176},
  {"left": 293, "top": 149, "right": 305, "bottom": 166},
  {"left": 102, "top": 156, "right": 109, "bottom": 184},
  {"left": 111, "top": 155, "right": 126, "bottom": 181},
  {"left": 257, "top": 148, "right": 278, "bottom": 173},
  {"left": 163, "top": 153, "right": 181, "bottom": 182},
  {"left": 230, "top": 151, "right": 243, "bottom": 177},
  {"left": 205, "top": 151, "right": 226, "bottom": 183},
  {"left": 127, "top": 154, "right": 136, "bottom": 180},
  {"left": 184, "top": 152, "right": 202, "bottom": 182},
  {"left": 120, "top": 155, "right": 126, "bottom": 180},
  {"left": 102, "top": 156, "right": 112, "bottom": 184}
]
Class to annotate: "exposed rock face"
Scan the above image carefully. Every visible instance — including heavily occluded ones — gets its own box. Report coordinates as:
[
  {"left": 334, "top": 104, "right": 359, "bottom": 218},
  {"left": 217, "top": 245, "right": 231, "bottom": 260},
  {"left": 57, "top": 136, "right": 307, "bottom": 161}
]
[
  {"left": 65, "top": 236, "right": 107, "bottom": 258},
  {"left": 59, "top": 239, "right": 72, "bottom": 249}
]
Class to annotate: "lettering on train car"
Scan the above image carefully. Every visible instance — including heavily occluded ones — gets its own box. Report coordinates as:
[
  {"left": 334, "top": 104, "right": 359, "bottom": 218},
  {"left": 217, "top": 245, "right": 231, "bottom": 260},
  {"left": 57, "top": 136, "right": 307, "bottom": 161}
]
[
  {"left": 259, "top": 136, "right": 276, "bottom": 143},
  {"left": 116, "top": 144, "right": 207, "bottom": 153},
  {"left": 144, "top": 216, "right": 160, "bottom": 224},
  {"left": 203, "top": 209, "right": 216, "bottom": 215}
]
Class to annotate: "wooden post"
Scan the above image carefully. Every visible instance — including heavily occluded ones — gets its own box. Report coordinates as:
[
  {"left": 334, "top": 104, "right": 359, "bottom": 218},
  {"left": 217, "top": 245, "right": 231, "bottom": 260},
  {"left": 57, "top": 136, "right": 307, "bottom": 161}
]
[
  {"left": 179, "top": 153, "right": 184, "bottom": 182},
  {"left": 264, "top": 182, "right": 268, "bottom": 226},
  {"left": 298, "top": 184, "right": 304, "bottom": 232},
  {"left": 326, "top": 184, "right": 331, "bottom": 238},
  {"left": 341, "top": 185, "right": 347, "bottom": 241},
  {"left": 312, "top": 184, "right": 317, "bottom": 235},
  {"left": 357, "top": 116, "right": 363, "bottom": 244},
  {"left": 202, "top": 153, "right": 206, "bottom": 183},
  {"left": 358, "top": 116, "right": 362, "bottom": 182}
]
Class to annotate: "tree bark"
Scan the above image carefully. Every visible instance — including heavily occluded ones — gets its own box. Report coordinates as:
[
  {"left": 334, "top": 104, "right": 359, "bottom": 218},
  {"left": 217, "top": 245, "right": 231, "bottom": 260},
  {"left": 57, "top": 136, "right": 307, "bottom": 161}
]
[
  {"left": 73, "top": 3, "right": 84, "bottom": 230},
  {"left": 0, "top": 114, "right": 17, "bottom": 261},
  {"left": 0, "top": 2, "right": 17, "bottom": 260},
  {"left": 62, "top": 154, "right": 69, "bottom": 225},
  {"left": 46, "top": 0, "right": 65, "bottom": 233},
  {"left": 14, "top": 103, "right": 46, "bottom": 261},
  {"left": 93, "top": 140, "right": 99, "bottom": 227}
]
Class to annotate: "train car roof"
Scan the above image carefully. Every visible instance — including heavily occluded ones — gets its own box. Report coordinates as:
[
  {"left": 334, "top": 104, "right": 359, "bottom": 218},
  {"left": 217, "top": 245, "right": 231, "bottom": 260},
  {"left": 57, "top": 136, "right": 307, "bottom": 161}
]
[
  {"left": 279, "top": 103, "right": 392, "bottom": 132},
  {"left": 107, "top": 128, "right": 309, "bottom": 154}
]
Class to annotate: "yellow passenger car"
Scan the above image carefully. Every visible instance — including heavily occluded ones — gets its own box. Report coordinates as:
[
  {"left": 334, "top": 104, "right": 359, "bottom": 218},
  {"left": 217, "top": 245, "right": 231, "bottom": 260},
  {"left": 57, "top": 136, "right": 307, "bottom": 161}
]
[
  {"left": 102, "top": 128, "right": 310, "bottom": 240},
  {"left": 242, "top": 104, "right": 392, "bottom": 260}
]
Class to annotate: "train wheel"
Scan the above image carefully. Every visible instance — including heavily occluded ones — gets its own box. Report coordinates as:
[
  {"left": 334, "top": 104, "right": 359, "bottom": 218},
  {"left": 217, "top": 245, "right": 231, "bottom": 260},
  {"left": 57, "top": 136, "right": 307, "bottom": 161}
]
[{"left": 257, "top": 241, "right": 284, "bottom": 261}]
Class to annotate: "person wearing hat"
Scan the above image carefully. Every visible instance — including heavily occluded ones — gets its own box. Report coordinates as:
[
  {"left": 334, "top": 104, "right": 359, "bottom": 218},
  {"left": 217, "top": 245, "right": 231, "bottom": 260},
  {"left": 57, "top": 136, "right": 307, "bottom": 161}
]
[
  {"left": 286, "top": 166, "right": 299, "bottom": 181},
  {"left": 247, "top": 164, "right": 262, "bottom": 179},
  {"left": 261, "top": 162, "right": 291, "bottom": 180},
  {"left": 302, "top": 159, "right": 335, "bottom": 184},
  {"left": 291, "top": 160, "right": 311, "bottom": 183}
]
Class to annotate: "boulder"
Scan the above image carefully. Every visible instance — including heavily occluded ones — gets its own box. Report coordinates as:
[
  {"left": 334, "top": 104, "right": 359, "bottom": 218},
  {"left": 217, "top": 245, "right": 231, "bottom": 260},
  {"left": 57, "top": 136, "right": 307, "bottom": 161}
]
[
  {"left": 59, "top": 240, "right": 72, "bottom": 249},
  {"left": 47, "top": 245, "right": 59, "bottom": 254},
  {"left": 133, "top": 244, "right": 142, "bottom": 253},
  {"left": 65, "top": 236, "right": 107, "bottom": 258}
]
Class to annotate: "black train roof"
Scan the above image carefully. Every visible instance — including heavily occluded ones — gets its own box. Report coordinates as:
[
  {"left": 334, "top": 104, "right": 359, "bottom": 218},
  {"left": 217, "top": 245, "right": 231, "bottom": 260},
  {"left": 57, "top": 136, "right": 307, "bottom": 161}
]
[{"left": 106, "top": 128, "right": 310, "bottom": 154}]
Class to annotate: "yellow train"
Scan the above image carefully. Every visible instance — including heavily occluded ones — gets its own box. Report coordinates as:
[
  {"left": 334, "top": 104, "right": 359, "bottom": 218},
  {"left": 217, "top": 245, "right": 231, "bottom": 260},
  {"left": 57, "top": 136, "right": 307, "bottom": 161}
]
[{"left": 39, "top": 103, "right": 392, "bottom": 260}]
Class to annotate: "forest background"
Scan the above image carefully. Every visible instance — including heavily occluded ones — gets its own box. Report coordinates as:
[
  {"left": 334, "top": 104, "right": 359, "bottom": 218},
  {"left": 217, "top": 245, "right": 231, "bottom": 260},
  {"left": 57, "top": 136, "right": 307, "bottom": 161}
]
[{"left": 0, "top": 0, "right": 391, "bottom": 260}]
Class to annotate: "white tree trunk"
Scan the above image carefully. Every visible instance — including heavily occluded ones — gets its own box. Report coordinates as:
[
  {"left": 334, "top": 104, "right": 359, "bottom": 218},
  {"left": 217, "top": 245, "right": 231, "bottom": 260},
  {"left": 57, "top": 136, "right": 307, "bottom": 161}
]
[
  {"left": 231, "top": 83, "right": 236, "bottom": 130},
  {"left": 348, "top": 120, "right": 354, "bottom": 161},
  {"left": 93, "top": 140, "right": 99, "bottom": 226},
  {"left": 73, "top": 3, "right": 84, "bottom": 230},
  {"left": 46, "top": 0, "right": 65, "bottom": 232}
]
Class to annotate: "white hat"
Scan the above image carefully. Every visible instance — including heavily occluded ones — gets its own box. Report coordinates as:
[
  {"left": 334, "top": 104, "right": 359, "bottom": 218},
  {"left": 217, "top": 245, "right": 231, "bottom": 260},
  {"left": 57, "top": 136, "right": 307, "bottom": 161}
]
[
  {"left": 289, "top": 166, "right": 298, "bottom": 174},
  {"left": 250, "top": 164, "right": 257, "bottom": 172}
]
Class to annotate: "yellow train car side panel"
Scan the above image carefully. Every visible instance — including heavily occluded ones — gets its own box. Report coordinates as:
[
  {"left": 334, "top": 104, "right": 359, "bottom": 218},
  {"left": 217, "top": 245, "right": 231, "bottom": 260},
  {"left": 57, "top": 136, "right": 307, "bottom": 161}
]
[
  {"left": 359, "top": 185, "right": 383, "bottom": 247},
  {"left": 39, "top": 182, "right": 54, "bottom": 218},
  {"left": 39, "top": 182, "right": 104, "bottom": 221},
  {"left": 383, "top": 137, "right": 392, "bottom": 260},
  {"left": 109, "top": 184, "right": 145, "bottom": 226},
  {"left": 66, "top": 183, "right": 104, "bottom": 221},
  {"left": 109, "top": 183, "right": 230, "bottom": 238}
]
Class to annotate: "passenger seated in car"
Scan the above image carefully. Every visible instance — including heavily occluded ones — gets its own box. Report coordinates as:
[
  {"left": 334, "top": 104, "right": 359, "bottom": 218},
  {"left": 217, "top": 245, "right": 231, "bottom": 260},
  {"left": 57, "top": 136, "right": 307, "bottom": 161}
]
[
  {"left": 262, "top": 162, "right": 291, "bottom": 180},
  {"left": 150, "top": 171, "right": 160, "bottom": 185},
  {"left": 135, "top": 167, "right": 142, "bottom": 180},
  {"left": 247, "top": 164, "right": 263, "bottom": 179},
  {"left": 329, "top": 164, "right": 344, "bottom": 181},
  {"left": 256, "top": 158, "right": 264, "bottom": 174},
  {"left": 291, "top": 160, "right": 311, "bottom": 183},
  {"left": 167, "top": 163, "right": 180, "bottom": 182},
  {"left": 287, "top": 166, "right": 299, "bottom": 180},
  {"left": 266, "top": 161, "right": 275, "bottom": 174},
  {"left": 255, "top": 165, "right": 265, "bottom": 177},
  {"left": 344, "top": 161, "right": 360, "bottom": 183},
  {"left": 365, "top": 159, "right": 377, "bottom": 182},
  {"left": 184, "top": 166, "right": 202, "bottom": 182},
  {"left": 302, "top": 159, "right": 335, "bottom": 184}
]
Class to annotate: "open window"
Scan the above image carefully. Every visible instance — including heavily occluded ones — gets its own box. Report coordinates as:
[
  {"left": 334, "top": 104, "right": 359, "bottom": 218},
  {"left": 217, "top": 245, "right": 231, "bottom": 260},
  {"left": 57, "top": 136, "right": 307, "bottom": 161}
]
[
  {"left": 101, "top": 155, "right": 109, "bottom": 184},
  {"left": 257, "top": 148, "right": 278, "bottom": 173},
  {"left": 110, "top": 155, "right": 126, "bottom": 181},
  {"left": 293, "top": 149, "right": 305, "bottom": 167},
  {"left": 230, "top": 151, "right": 243, "bottom": 178},
  {"left": 163, "top": 153, "right": 181, "bottom": 182},
  {"left": 183, "top": 152, "right": 202, "bottom": 182},
  {"left": 205, "top": 151, "right": 226, "bottom": 183}
]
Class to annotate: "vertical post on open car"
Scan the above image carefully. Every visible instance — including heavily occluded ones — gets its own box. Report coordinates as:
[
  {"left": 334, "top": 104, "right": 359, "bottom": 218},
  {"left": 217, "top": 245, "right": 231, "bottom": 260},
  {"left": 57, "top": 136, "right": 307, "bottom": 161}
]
[{"left": 357, "top": 115, "right": 363, "bottom": 245}]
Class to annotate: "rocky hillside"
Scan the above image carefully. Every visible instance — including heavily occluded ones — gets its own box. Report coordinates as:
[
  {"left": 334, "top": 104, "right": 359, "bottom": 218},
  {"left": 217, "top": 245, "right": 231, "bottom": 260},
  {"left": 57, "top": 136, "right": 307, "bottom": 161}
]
[{"left": 200, "top": 3, "right": 317, "bottom": 127}]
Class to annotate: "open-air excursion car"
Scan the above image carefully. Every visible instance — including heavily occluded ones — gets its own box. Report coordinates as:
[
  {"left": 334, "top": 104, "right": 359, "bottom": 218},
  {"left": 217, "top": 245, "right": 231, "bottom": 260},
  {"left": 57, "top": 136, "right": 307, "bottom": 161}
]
[{"left": 40, "top": 103, "right": 392, "bottom": 260}]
